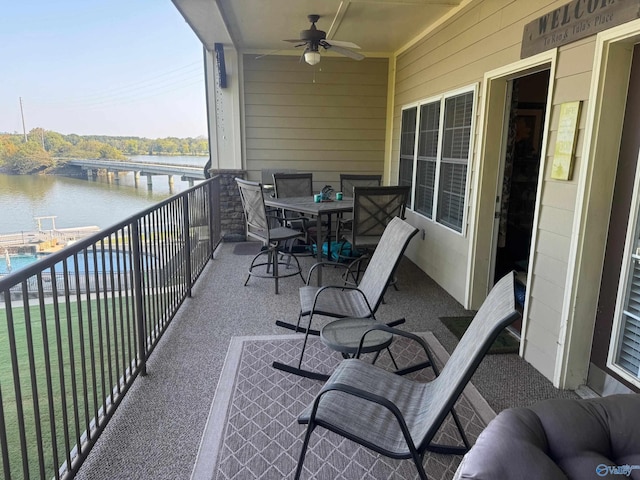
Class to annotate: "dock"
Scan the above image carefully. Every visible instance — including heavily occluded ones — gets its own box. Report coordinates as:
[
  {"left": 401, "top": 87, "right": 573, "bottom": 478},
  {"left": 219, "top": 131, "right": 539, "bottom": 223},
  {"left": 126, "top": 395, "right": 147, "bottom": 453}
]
[{"left": 0, "top": 225, "right": 101, "bottom": 253}]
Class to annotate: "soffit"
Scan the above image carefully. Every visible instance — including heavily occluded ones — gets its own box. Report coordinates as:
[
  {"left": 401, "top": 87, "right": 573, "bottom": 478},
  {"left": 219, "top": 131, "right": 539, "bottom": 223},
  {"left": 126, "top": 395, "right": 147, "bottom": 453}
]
[{"left": 173, "top": 0, "right": 464, "bottom": 56}]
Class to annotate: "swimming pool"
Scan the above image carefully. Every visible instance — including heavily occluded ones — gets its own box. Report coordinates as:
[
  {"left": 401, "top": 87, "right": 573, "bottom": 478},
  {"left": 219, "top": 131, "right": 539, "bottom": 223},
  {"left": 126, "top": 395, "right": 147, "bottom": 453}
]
[
  {"left": 0, "top": 254, "right": 47, "bottom": 275},
  {"left": 0, "top": 251, "right": 139, "bottom": 275}
]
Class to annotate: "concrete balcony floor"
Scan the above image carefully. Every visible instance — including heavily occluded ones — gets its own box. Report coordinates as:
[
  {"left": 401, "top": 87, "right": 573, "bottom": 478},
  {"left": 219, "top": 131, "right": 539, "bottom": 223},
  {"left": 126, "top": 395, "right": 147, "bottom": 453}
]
[{"left": 75, "top": 242, "right": 577, "bottom": 480}]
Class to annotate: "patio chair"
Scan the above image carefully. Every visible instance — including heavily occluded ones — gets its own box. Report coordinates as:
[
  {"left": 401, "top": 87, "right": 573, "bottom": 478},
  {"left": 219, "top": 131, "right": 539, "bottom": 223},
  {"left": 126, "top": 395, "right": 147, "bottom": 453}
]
[
  {"left": 235, "top": 178, "right": 305, "bottom": 294},
  {"left": 337, "top": 185, "right": 410, "bottom": 285},
  {"left": 273, "top": 216, "right": 418, "bottom": 379},
  {"left": 293, "top": 271, "right": 520, "bottom": 480},
  {"left": 336, "top": 174, "right": 383, "bottom": 246},
  {"left": 272, "top": 172, "right": 328, "bottom": 248},
  {"left": 339, "top": 173, "right": 382, "bottom": 196}
]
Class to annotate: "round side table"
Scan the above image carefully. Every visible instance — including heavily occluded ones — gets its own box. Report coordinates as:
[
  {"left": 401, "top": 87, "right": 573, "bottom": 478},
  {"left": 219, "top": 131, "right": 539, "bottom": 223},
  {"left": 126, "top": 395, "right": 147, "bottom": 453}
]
[{"left": 320, "top": 318, "right": 392, "bottom": 356}]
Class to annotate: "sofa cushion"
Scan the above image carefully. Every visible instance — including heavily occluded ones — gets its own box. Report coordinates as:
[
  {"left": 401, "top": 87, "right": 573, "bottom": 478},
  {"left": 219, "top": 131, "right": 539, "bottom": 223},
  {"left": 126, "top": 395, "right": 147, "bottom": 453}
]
[
  {"left": 529, "top": 394, "right": 640, "bottom": 479},
  {"left": 454, "top": 394, "right": 640, "bottom": 480}
]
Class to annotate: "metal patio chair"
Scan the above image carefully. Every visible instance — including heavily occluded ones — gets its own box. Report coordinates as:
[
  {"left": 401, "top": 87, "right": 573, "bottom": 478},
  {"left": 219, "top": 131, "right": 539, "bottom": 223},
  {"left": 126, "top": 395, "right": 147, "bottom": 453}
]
[
  {"left": 294, "top": 271, "right": 520, "bottom": 480},
  {"left": 336, "top": 174, "right": 383, "bottom": 245},
  {"left": 272, "top": 172, "right": 328, "bottom": 249},
  {"left": 273, "top": 216, "right": 419, "bottom": 379},
  {"left": 339, "top": 173, "right": 383, "bottom": 197},
  {"left": 337, "top": 185, "right": 410, "bottom": 285},
  {"left": 235, "top": 178, "right": 305, "bottom": 294}
]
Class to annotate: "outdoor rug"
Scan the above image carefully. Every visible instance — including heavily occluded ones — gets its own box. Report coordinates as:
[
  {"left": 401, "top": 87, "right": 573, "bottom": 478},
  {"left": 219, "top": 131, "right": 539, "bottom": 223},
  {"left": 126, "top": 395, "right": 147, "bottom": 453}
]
[
  {"left": 232, "top": 242, "right": 263, "bottom": 256},
  {"left": 440, "top": 316, "right": 520, "bottom": 354},
  {"left": 191, "top": 333, "right": 496, "bottom": 480}
]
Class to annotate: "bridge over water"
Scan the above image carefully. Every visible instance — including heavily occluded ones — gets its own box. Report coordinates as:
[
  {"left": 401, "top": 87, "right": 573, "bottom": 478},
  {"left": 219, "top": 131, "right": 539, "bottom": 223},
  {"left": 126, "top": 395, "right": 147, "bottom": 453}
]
[{"left": 64, "top": 158, "right": 207, "bottom": 190}]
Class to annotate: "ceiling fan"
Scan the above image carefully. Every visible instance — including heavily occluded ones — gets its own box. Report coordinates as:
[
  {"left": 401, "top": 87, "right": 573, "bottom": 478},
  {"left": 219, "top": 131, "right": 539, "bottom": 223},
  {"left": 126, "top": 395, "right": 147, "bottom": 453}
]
[{"left": 283, "top": 14, "right": 365, "bottom": 66}]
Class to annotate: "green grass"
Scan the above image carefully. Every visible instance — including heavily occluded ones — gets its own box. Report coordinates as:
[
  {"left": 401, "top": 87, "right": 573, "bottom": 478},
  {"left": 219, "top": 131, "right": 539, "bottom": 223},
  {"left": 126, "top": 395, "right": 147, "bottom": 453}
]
[{"left": 0, "top": 296, "right": 139, "bottom": 479}]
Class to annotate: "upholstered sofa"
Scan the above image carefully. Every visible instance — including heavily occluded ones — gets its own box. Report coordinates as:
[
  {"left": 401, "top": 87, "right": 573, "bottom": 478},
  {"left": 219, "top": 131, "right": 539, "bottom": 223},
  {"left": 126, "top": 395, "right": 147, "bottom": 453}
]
[{"left": 454, "top": 394, "right": 640, "bottom": 479}]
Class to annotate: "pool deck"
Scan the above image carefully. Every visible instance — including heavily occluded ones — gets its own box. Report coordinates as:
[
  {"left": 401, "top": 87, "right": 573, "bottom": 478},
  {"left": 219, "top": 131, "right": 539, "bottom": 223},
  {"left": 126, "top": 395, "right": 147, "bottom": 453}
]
[{"left": 0, "top": 226, "right": 101, "bottom": 252}]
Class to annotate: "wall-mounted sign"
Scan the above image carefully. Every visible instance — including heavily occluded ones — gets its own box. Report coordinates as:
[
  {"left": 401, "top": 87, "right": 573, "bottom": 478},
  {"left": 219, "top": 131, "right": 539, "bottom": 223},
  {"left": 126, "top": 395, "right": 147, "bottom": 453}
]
[
  {"left": 552, "top": 101, "right": 582, "bottom": 181},
  {"left": 521, "top": 0, "right": 640, "bottom": 59}
]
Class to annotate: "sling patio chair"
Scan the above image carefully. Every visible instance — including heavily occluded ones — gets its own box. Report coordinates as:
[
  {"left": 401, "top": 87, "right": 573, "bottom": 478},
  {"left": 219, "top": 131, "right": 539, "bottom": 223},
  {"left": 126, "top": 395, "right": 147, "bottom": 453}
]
[
  {"left": 339, "top": 173, "right": 383, "bottom": 197},
  {"left": 336, "top": 174, "right": 384, "bottom": 249},
  {"left": 273, "top": 216, "right": 419, "bottom": 379},
  {"left": 235, "top": 178, "right": 305, "bottom": 294},
  {"left": 293, "top": 271, "right": 520, "bottom": 480},
  {"left": 337, "top": 185, "right": 410, "bottom": 286},
  {"left": 272, "top": 172, "right": 328, "bottom": 250}
]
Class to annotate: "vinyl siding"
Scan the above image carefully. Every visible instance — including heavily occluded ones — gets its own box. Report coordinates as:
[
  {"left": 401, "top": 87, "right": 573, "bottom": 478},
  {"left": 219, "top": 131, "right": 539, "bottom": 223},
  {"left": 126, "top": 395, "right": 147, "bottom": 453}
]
[
  {"left": 391, "top": 0, "right": 600, "bottom": 376},
  {"left": 243, "top": 55, "right": 389, "bottom": 190}
]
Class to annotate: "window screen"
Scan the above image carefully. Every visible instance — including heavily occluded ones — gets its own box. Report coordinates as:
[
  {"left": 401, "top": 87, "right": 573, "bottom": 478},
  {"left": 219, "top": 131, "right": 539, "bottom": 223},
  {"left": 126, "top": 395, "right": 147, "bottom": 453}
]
[
  {"left": 416, "top": 102, "right": 440, "bottom": 218},
  {"left": 437, "top": 92, "right": 474, "bottom": 232},
  {"left": 397, "top": 87, "right": 474, "bottom": 233},
  {"left": 399, "top": 107, "right": 417, "bottom": 200},
  {"left": 614, "top": 232, "right": 640, "bottom": 378}
]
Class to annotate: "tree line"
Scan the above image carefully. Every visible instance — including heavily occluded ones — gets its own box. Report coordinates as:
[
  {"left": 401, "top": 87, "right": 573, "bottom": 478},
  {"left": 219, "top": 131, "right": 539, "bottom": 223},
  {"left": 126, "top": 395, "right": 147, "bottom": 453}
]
[{"left": 0, "top": 129, "right": 209, "bottom": 174}]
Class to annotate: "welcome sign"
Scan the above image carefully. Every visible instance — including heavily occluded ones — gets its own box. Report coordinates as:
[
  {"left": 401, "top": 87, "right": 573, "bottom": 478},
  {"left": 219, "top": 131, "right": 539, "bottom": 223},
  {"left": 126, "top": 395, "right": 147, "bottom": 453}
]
[{"left": 521, "top": 0, "right": 640, "bottom": 58}]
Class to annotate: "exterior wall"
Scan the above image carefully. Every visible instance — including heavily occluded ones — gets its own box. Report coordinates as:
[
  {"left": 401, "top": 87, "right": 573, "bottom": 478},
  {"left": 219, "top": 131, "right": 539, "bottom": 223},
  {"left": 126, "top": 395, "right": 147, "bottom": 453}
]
[
  {"left": 242, "top": 55, "right": 389, "bottom": 191},
  {"left": 389, "top": 0, "right": 604, "bottom": 384},
  {"left": 393, "top": 0, "right": 554, "bottom": 303}
]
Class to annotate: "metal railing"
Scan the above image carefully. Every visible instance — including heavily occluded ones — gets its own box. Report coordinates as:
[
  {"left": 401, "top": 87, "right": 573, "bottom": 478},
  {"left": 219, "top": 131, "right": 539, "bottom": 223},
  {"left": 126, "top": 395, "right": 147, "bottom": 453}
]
[{"left": 0, "top": 176, "right": 221, "bottom": 479}]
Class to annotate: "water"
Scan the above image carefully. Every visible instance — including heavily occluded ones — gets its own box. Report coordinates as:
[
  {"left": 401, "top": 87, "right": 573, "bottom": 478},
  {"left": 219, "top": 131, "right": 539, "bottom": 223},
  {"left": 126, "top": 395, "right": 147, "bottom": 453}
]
[{"left": 0, "top": 155, "right": 208, "bottom": 273}]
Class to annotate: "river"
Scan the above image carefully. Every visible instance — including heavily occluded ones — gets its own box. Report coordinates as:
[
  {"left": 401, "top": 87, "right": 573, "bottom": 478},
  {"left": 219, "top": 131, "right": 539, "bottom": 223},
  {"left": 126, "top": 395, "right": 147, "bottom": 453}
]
[{"left": 0, "top": 155, "right": 208, "bottom": 235}]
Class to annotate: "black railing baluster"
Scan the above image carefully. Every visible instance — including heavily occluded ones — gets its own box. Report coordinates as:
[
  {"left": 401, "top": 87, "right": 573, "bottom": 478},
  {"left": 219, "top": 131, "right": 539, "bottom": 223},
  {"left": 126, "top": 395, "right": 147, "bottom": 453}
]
[
  {"left": 0, "top": 177, "right": 222, "bottom": 479},
  {"left": 91, "top": 244, "right": 107, "bottom": 424},
  {"left": 0, "top": 382, "right": 12, "bottom": 480},
  {"left": 124, "top": 226, "right": 134, "bottom": 376},
  {"left": 183, "top": 195, "right": 192, "bottom": 297},
  {"left": 83, "top": 248, "right": 99, "bottom": 431},
  {"left": 5, "top": 292, "right": 30, "bottom": 479},
  {"left": 100, "top": 240, "right": 114, "bottom": 405},
  {"left": 131, "top": 220, "right": 146, "bottom": 377},
  {"left": 113, "top": 230, "right": 126, "bottom": 391},
  {"left": 22, "top": 279, "right": 46, "bottom": 479},
  {"left": 37, "top": 270, "right": 61, "bottom": 480},
  {"left": 68, "top": 255, "right": 84, "bottom": 465}
]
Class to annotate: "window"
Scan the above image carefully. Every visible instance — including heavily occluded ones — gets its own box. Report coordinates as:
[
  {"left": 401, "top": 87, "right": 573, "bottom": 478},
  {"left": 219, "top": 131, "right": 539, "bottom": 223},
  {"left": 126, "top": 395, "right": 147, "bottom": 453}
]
[
  {"left": 610, "top": 190, "right": 640, "bottom": 385},
  {"left": 399, "top": 107, "right": 417, "bottom": 208},
  {"left": 398, "top": 87, "right": 475, "bottom": 233}
]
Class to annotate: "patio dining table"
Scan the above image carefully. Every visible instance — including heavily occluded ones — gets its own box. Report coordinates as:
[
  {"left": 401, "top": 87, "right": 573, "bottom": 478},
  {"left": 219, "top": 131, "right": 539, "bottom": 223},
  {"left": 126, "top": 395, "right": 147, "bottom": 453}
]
[{"left": 264, "top": 195, "right": 353, "bottom": 285}]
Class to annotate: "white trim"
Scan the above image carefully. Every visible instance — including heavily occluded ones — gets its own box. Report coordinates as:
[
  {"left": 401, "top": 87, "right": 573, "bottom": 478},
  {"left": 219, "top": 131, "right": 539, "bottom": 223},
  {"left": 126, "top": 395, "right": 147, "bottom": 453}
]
[
  {"left": 384, "top": 55, "right": 398, "bottom": 186},
  {"left": 465, "top": 49, "right": 557, "bottom": 309},
  {"left": 395, "top": 0, "right": 475, "bottom": 56},
  {"left": 607, "top": 147, "right": 640, "bottom": 388},
  {"left": 554, "top": 19, "right": 640, "bottom": 388},
  {"left": 399, "top": 84, "right": 478, "bottom": 236}
]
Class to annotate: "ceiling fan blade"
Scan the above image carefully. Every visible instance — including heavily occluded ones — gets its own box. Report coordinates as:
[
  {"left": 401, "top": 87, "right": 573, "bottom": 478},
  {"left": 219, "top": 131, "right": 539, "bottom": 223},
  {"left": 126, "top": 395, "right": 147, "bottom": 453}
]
[
  {"left": 324, "top": 39, "right": 361, "bottom": 49},
  {"left": 324, "top": 44, "right": 365, "bottom": 61}
]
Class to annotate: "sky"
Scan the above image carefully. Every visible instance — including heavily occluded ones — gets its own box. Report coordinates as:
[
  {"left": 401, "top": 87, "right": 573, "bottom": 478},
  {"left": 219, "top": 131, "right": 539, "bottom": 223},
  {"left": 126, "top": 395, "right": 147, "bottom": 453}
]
[{"left": 0, "top": 1, "right": 207, "bottom": 139}]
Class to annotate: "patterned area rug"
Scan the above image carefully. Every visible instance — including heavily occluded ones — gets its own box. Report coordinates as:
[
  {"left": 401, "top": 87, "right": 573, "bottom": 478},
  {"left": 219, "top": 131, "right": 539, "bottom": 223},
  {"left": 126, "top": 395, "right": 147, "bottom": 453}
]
[{"left": 192, "top": 333, "right": 496, "bottom": 480}]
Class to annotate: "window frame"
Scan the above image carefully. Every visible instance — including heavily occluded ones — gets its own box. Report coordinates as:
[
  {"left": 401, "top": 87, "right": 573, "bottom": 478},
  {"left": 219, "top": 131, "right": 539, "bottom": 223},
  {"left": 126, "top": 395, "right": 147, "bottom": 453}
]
[
  {"left": 397, "top": 84, "right": 477, "bottom": 235},
  {"left": 608, "top": 153, "right": 640, "bottom": 388}
]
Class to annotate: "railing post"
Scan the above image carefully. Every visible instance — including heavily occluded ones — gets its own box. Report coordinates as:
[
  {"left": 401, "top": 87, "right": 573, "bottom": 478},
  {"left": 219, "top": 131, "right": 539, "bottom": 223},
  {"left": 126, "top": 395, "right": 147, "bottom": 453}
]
[
  {"left": 211, "top": 176, "right": 221, "bottom": 251},
  {"left": 208, "top": 178, "right": 215, "bottom": 259},
  {"left": 131, "top": 221, "right": 147, "bottom": 376},
  {"left": 183, "top": 195, "right": 193, "bottom": 297}
]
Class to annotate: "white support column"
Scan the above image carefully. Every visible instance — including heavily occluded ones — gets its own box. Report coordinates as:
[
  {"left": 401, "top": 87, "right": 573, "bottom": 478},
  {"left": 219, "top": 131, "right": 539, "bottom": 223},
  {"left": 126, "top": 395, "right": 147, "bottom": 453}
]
[{"left": 205, "top": 45, "right": 243, "bottom": 171}]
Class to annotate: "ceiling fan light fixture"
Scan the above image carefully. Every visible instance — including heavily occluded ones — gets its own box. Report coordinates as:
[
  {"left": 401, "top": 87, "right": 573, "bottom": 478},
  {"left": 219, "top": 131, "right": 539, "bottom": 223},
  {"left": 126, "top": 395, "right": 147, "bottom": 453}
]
[{"left": 304, "top": 51, "right": 321, "bottom": 65}]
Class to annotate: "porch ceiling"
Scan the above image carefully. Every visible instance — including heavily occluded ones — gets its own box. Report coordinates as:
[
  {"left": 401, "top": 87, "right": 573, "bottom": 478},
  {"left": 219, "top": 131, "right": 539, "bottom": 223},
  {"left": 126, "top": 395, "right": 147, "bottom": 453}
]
[{"left": 172, "top": 0, "right": 465, "bottom": 57}]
